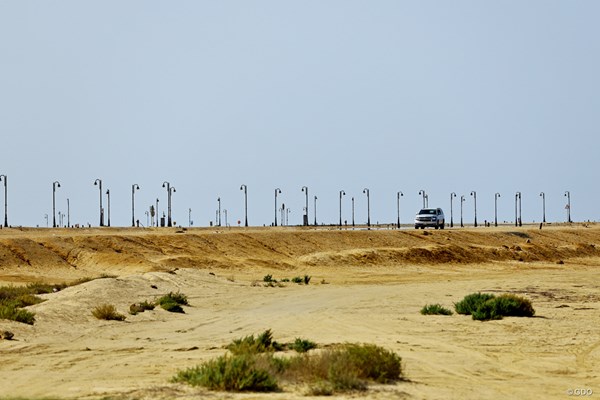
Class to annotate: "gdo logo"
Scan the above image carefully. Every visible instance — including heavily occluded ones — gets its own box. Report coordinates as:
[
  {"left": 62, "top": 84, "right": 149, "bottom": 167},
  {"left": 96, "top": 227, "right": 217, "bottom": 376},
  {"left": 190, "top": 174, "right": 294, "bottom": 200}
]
[{"left": 567, "top": 388, "right": 593, "bottom": 396}]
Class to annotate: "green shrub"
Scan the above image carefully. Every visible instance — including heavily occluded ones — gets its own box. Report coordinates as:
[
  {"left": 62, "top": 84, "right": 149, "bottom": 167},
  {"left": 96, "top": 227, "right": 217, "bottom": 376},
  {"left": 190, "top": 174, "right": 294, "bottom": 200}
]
[
  {"left": 227, "top": 329, "right": 283, "bottom": 355},
  {"left": 303, "top": 275, "right": 311, "bottom": 285},
  {"left": 421, "top": 304, "right": 453, "bottom": 315},
  {"left": 454, "top": 292, "right": 496, "bottom": 315},
  {"left": 291, "top": 276, "right": 303, "bottom": 284},
  {"left": 263, "top": 274, "right": 275, "bottom": 283},
  {"left": 157, "top": 292, "right": 188, "bottom": 313},
  {"left": 175, "top": 331, "right": 404, "bottom": 394},
  {"left": 92, "top": 304, "right": 126, "bottom": 321},
  {"left": 0, "top": 302, "right": 36, "bottom": 324},
  {"left": 129, "top": 300, "right": 155, "bottom": 315},
  {"left": 289, "top": 338, "right": 317, "bottom": 353},
  {"left": 455, "top": 292, "right": 535, "bottom": 321},
  {"left": 172, "top": 353, "right": 279, "bottom": 392}
]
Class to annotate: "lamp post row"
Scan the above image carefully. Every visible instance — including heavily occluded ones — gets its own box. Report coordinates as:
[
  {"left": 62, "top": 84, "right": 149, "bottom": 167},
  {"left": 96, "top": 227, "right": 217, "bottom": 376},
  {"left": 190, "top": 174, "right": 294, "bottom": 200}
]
[{"left": 0, "top": 178, "right": 579, "bottom": 228}]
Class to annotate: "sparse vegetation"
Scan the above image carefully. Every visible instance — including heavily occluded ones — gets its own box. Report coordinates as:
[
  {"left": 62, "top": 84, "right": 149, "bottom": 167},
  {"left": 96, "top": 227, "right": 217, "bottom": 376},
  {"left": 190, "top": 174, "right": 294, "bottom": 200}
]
[
  {"left": 129, "top": 300, "right": 156, "bottom": 315},
  {"left": 303, "top": 275, "right": 311, "bottom": 285},
  {"left": 455, "top": 292, "right": 535, "bottom": 321},
  {"left": 157, "top": 291, "right": 189, "bottom": 313},
  {"left": 289, "top": 337, "right": 317, "bottom": 353},
  {"left": 1, "top": 330, "right": 14, "bottom": 340},
  {"left": 421, "top": 304, "right": 453, "bottom": 315},
  {"left": 0, "top": 302, "right": 36, "bottom": 324},
  {"left": 175, "top": 330, "right": 403, "bottom": 394},
  {"left": 92, "top": 304, "right": 126, "bottom": 321},
  {"left": 291, "top": 276, "right": 302, "bottom": 284}
]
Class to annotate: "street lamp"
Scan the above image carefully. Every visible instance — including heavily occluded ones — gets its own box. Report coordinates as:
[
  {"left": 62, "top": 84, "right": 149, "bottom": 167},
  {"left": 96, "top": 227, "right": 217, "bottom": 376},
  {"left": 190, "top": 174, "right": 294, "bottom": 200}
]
[
  {"left": 301, "top": 186, "right": 309, "bottom": 226},
  {"left": 44, "top": 213, "right": 48, "bottom": 228},
  {"left": 0, "top": 174, "right": 7, "bottom": 227},
  {"left": 418, "top": 190, "right": 426, "bottom": 209},
  {"left": 145, "top": 210, "right": 149, "bottom": 227},
  {"left": 565, "top": 191, "right": 572, "bottom": 223},
  {"left": 540, "top": 192, "right": 546, "bottom": 223},
  {"left": 223, "top": 209, "right": 228, "bottom": 227},
  {"left": 94, "top": 179, "right": 103, "bottom": 226},
  {"left": 460, "top": 195, "right": 465, "bottom": 227},
  {"left": 286, "top": 208, "right": 291, "bottom": 226},
  {"left": 314, "top": 196, "right": 318, "bottom": 226},
  {"left": 189, "top": 208, "right": 192, "bottom": 227},
  {"left": 52, "top": 181, "right": 61, "bottom": 228},
  {"left": 494, "top": 193, "right": 501, "bottom": 227},
  {"left": 67, "top": 198, "right": 70, "bottom": 228},
  {"left": 363, "top": 188, "right": 370, "bottom": 227},
  {"left": 132, "top": 184, "right": 140, "bottom": 227},
  {"left": 470, "top": 191, "right": 477, "bottom": 227},
  {"left": 155, "top": 198, "right": 160, "bottom": 227},
  {"left": 339, "top": 190, "right": 345, "bottom": 227},
  {"left": 515, "top": 192, "right": 522, "bottom": 227},
  {"left": 217, "top": 197, "right": 221, "bottom": 226},
  {"left": 274, "top": 188, "right": 281, "bottom": 226},
  {"left": 352, "top": 196, "right": 355, "bottom": 227},
  {"left": 397, "top": 191, "right": 403, "bottom": 229},
  {"left": 450, "top": 192, "right": 457, "bottom": 228},
  {"left": 105, "top": 189, "right": 111, "bottom": 227},
  {"left": 240, "top": 184, "right": 248, "bottom": 227},
  {"left": 162, "top": 181, "right": 174, "bottom": 227}
]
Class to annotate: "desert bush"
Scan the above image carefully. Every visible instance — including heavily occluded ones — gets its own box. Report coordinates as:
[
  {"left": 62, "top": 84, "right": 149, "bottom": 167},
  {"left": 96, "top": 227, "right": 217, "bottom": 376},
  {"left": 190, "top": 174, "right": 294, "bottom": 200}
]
[
  {"left": 454, "top": 292, "right": 496, "bottom": 315},
  {"left": 157, "top": 292, "right": 188, "bottom": 313},
  {"left": 421, "top": 304, "right": 453, "bottom": 315},
  {"left": 172, "top": 353, "right": 279, "bottom": 392},
  {"left": 0, "top": 302, "right": 36, "bottom": 325},
  {"left": 303, "top": 275, "right": 311, "bottom": 285},
  {"left": 263, "top": 274, "right": 275, "bottom": 283},
  {"left": 129, "top": 300, "right": 155, "bottom": 315},
  {"left": 92, "top": 304, "right": 126, "bottom": 321},
  {"left": 227, "top": 329, "right": 283, "bottom": 355},
  {"left": 175, "top": 331, "right": 403, "bottom": 395},
  {"left": 289, "top": 338, "right": 317, "bottom": 353},
  {"left": 455, "top": 292, "right": 535, "bottom": 321},
  {"left": 291, "top": 276, "right": 303, "bottom": 284}
]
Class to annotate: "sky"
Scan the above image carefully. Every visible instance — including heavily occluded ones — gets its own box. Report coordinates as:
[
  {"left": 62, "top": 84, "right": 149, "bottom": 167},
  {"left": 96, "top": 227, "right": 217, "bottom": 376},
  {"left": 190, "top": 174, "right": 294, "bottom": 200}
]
[{"left": 1, "top": 1, "right": 599, "bottom": 228}]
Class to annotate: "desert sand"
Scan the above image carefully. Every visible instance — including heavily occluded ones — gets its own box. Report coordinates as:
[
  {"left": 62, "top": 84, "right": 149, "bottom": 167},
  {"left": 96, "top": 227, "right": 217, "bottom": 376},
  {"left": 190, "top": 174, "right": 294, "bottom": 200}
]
[{"left": 0, "top": 224, "right": 599, "bottom": 399}]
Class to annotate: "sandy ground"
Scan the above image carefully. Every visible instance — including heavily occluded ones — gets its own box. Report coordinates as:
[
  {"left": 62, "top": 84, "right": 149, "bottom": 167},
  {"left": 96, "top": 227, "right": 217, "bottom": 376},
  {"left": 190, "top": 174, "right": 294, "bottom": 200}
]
[{"left": 0, "top": 225, "right": 599, "bottom": 399}]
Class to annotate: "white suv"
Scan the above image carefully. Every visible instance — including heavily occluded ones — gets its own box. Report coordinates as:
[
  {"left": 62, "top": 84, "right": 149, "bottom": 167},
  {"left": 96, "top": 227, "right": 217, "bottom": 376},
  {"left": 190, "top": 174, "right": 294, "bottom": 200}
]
[{"left": 414, "top": 208, "right": 445, "bottom": 229}]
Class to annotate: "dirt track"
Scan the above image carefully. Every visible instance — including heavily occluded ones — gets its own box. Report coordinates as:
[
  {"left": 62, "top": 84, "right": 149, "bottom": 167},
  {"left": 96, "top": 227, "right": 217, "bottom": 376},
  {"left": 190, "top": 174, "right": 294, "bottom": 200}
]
[{"left": 0, "top": 225, "right": 599, "bottom": 399}]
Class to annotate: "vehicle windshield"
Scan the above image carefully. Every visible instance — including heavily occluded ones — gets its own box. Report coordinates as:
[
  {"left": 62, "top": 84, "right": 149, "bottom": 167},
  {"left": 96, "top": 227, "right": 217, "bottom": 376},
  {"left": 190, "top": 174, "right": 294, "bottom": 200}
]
[{"left": 418, "top": 209, "right": 436, "bottom": 215}]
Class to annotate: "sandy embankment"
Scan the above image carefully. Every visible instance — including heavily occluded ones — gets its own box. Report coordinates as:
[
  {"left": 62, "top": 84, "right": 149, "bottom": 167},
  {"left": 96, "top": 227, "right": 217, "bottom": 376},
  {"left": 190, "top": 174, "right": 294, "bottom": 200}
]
[{"left": 0, "top": 225, "right": 599, "bottom": 399}]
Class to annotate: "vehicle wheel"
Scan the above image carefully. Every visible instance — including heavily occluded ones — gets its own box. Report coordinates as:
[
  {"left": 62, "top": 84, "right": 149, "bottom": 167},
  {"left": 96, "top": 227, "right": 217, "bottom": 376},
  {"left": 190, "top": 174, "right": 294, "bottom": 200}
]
[
  {"left": 415, "top": 225, "right": 419, "bottom": 229},
  {"left": 434, "top": 225, "right": 439, "bottom": 230},
  {"left": 440, "top": 224, "right": 445, "bottom": 230}
]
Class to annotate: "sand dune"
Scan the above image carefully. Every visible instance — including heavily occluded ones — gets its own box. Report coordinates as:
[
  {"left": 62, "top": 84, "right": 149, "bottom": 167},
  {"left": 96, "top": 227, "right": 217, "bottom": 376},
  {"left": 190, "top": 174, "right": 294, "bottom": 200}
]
[{"left": 0, "top": 225, "right": 599, "bottom": 399}]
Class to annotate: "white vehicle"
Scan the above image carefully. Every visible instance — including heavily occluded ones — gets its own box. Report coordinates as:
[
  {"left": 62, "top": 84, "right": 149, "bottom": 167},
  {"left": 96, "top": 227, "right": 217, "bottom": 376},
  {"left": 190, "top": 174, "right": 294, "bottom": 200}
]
[{"left": 414, "top": 208, "right": 445, "bottom": 229}]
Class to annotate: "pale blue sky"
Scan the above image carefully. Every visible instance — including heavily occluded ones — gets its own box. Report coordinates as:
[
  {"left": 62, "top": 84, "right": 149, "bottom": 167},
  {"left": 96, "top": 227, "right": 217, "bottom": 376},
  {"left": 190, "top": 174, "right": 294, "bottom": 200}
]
[{"left": 1, "top": 1, "right": 598, "bottom": 227}]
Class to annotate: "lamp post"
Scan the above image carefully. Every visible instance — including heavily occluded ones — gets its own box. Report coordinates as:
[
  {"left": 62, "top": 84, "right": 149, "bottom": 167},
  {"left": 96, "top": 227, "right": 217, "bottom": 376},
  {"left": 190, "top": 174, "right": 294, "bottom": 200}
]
[
  {"left": 217, "top": 197, "right": 221, "bottom": 226},
  {"left": 131, "top": 184, "right": 140, "bottom": 227},
  {"left": 223, "top": 209, "right": 228, "bottom": 227},
  {"left": 470, "top": 191, "right": 477, "bottom": 227},
  {"left": 189, "top": 208, "right": 192, "bottom": 227},
  {"left": 94, "top": 179, "right": 103, "bottom": 226},
  {"left": 52, "top": 181, "right": 61, "bottom": 228},
  {"left": 363, "top": 188, "right": 370, "bottom": 227},
  {"left": 460, "top": 195, "right": 465, "bottom": 228},
  {"left": 0, "top": 175, "right": 7, "bottom": 227},
  {"left": 339, "top": 190, "right": 345, "bottom": 227},
  {"left": 274, "top": 188, "right": 281, "bottom": 226},
  {"left": 314, "top": 195, "right": 318, "bottom": 226},
  {"left": 515, "top": 192, "right": 522, "bottom": 227},
  {"left": 494, "top": 193, "right": 501, "bottom": 227},
  {"left": 351, "top": 197, "right": 355, "bottom": 227},
  {"left": 565, "top": 191, "right": 572, "bottom": 223},
  {"left": 450, "top": 192, "right": 456, "bottom": 228},
  {"left": 155, "top": 198, "right": 159, "bottom": 227},
  {"left": 418, "top": 190, "right": 426, "bottom": 208},
  {"left": 162, "top": 181, "right": 174, "bottom": 227},
  {"left": 286, "top": 208, "right": 291, "bottom": 226},
  {"left": 145, "top": 210, "right": 149, "bottom": 227},
  {"left": 240, "top": 184, "right": 248, "bottom": 227},
  {"left": 397, "top": 191, "right": 403, "bottom": 229},
  {"left": 58, "top": 211, "right": 63, "bottom": 228},
  {"left": 67, "top": 198, "right": 70, "bottom": 228},
  {"left": 539, "top": 192, "right": 546, "bottom": 223},
  {"left": 301, "top": 186, "right": 308, "bottom": 226},
  {"left": 44, "top": 213, "right": 48, "bottom": 228},
  {"left": 105, "top": 189, "right": 111, "bottom": 227}
]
